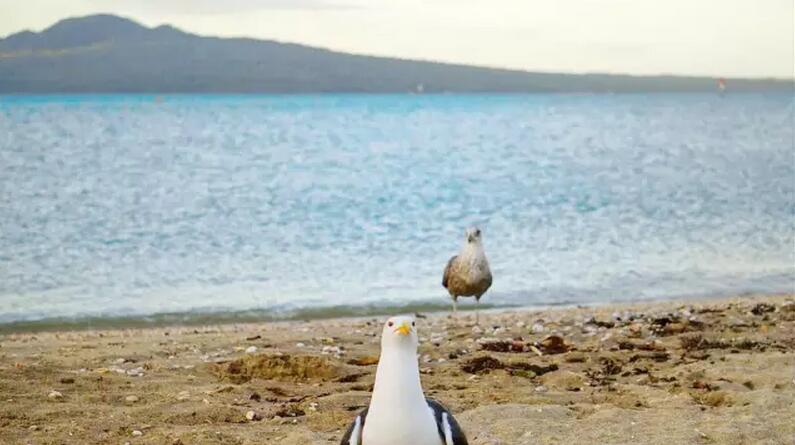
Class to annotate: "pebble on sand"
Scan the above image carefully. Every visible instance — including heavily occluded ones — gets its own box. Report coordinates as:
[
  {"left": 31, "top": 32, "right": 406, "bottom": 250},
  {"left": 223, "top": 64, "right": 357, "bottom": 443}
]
[{"left": 47, "top": 390, "right": 63, "bottom": 400}]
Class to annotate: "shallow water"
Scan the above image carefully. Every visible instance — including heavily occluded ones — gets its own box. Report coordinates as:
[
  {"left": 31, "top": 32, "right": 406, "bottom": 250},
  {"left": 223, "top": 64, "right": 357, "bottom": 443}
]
[{"left": 0, "top": 94, "right": 793, "bottom": 326}]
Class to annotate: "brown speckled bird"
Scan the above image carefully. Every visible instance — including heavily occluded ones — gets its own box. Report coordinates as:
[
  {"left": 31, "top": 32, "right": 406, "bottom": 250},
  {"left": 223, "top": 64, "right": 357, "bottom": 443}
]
[{"left": 442, "top": 227, "right": 492, "bottom": 324}]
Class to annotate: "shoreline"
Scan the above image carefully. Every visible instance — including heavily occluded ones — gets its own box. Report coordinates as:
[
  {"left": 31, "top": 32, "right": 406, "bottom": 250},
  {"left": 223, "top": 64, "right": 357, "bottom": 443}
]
[
  {"left": 3, "top": 290, "right": 792, "bottom": 335},
  {"left": 1, "top": 293, "right": 793, "bottom": 444}
]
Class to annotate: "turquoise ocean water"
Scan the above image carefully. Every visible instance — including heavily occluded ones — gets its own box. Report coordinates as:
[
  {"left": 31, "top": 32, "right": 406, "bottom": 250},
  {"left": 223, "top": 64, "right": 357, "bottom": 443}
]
[{"left": 0, "top": 94, "right": 793, "bottom": 329}]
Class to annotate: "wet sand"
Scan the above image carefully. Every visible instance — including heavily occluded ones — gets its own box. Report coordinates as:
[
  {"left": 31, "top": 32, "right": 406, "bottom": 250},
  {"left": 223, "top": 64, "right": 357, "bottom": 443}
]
[{"left": 1, "top": 294, "right": 793, "bottom": 444}]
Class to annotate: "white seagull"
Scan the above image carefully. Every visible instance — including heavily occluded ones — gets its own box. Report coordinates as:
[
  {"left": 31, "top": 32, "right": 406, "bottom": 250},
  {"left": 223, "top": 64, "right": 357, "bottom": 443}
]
[
  {"left": 340, "top": 315, "right": 468, "bottom": 445},
  {"left": 442, "top": 227, "right": 492, "bottom": 324}
]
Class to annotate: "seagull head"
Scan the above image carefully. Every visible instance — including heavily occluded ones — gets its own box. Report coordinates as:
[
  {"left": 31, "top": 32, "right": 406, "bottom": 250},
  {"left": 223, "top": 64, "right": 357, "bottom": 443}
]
[
  {"left": 380, "top": 315, "right": 418, "bottom": 350},
  {"left": 465, "top": 226, "right": 482, "bottom": 244}
]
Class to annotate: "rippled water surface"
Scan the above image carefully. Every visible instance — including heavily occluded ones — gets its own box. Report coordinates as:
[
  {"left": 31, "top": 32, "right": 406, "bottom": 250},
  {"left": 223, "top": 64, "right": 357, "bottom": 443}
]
[{"left": 1, "top": 94, "right": 793, "bottom": 325}]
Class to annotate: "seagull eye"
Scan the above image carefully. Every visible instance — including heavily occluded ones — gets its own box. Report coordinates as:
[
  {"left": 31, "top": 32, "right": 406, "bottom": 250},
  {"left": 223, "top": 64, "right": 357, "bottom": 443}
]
[
  {"left": 412, "top": 321, "right": 415, "bottom": 327},
  {"left": 387, "top": 321, "right": 394, "bottom": 327}
]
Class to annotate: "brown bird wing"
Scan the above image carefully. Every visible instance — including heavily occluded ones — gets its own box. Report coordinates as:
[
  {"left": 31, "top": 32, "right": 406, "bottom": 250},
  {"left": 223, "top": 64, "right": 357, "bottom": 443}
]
[
  {"left": 479, "top": 269, "right": 493, "bottom": 297},
  {"left": 442, "top": 255, "right": 458, "bottom": 289}
]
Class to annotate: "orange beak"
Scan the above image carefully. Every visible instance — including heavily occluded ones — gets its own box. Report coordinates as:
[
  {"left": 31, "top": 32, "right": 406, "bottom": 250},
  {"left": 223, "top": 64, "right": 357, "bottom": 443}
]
[{"left": 394, "top": 322, "right": 411, "bottom": 336}]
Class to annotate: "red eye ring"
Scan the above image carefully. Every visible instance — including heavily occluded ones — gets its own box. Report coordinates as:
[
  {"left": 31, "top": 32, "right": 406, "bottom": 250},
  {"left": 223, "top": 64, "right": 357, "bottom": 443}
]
[{"left": 387, "top": 321, "right": 394, "bottom": 327}]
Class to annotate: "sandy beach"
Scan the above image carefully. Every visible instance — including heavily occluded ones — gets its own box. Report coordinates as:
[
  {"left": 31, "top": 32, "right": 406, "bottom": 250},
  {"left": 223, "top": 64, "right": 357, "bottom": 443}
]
[{"left": 1, "top": 294, "right": 793, "bottom": 445}]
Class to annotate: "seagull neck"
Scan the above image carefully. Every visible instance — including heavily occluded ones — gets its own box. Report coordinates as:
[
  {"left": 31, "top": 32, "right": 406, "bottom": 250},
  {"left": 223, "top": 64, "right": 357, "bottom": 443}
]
[
  {"left": 460, "top": 241, "right": 484, "bottom": 259},
  {"left": 370, "top": 347, "right": 425, "bottom": 408}
]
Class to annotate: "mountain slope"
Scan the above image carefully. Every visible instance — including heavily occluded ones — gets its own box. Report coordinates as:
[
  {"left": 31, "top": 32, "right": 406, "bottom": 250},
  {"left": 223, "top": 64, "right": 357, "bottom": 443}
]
[{"left": 0, "top": 14, "right": 790, "bottom": 93}]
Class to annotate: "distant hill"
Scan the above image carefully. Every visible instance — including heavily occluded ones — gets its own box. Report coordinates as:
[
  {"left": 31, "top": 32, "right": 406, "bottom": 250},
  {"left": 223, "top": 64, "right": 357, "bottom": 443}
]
[{"left": 0, "top": 14, "right": 790, "bottom": 94}]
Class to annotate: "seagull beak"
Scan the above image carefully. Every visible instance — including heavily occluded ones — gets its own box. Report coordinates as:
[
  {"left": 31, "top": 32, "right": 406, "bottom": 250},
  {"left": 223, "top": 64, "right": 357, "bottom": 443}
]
[{"left": 394, "top": 322, "right": 411, "bottom": 336}]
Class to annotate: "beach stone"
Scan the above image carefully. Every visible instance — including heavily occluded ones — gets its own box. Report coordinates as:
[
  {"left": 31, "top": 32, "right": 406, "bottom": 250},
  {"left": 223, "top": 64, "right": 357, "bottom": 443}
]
[
  {"left": 126, "top": 367, "right": 145, "bottom": 377},
  {"left": 245, "top": 410, "right": 260, "bottom": 421},
  {"left": 125, "top": 395, "right": 139, "bottom": 404},
  {"left": 176, "top": 391, "right": 190, "bottom": 401},
  {"left": 662, "top": 323, "right": 688, "bottom": 335},
  {"left": 321, "top": 345, "right": 343, "bottom": 356},
  {"left": 539, "top": 370, "right": 586, "bottom": 391},
  {"left": 131, "top": 430, "right": 143, "bottom": 437},
  {"left": 245, "top": 346, "right": 257, "bottom": 354},
  {"left": 627, "top": 323, "right": 643, "bottom": 337},
  {"left": 47, "top": 390, "right": 63, "bottom": 401},
  {"left": 539, "top": 335, "right": 571, "bottom": 354}
]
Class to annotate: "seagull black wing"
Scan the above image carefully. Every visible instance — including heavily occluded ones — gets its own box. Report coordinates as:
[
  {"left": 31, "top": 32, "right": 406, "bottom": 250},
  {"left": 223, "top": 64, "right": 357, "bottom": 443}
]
[
  {"left": 442, "top": 255, "right": 457, "bottom": 289},
  {"left": 340, "top": 406, "right": 368, "bottom": 445},
  {"left": 427, "top": 398, "right": 469, "bottom": 445}
]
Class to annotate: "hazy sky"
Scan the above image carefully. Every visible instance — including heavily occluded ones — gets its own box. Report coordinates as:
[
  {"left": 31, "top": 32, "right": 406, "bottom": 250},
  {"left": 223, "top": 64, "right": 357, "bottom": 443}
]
[{"left": 2, "top": 0, "right": 793, "bottom": 78}]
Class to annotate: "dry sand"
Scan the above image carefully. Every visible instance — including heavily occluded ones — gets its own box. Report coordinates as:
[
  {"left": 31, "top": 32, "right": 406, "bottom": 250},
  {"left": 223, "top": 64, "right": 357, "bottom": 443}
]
[{"left": 1, "top": 295, "right": 793, "bottom": 445}]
